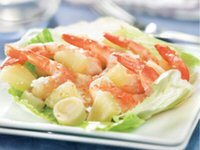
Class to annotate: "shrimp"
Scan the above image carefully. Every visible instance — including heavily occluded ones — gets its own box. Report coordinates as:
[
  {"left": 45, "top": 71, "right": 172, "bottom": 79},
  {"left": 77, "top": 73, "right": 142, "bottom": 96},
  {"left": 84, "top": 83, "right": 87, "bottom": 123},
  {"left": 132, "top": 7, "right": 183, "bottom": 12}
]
[
  {"left": 1, "top": 44, "right": 57, "bottom": 69},
  {"left": 100, "top": 80, "right": 145, "bottom": 112},
  {"left": 113, "top": 53, "right": 159, "bottom": 81},
  {"left": 155, "top": 44, "right": 190, "bottom": 81},
  {"left": 113, "top": 52, "right": 160, "bottom": 94},
  {"left": 2, "top": 43, "right": 102, "bottom": 76},
  {"left": 1, "top": 46, "right": 29, "bottom": 69},
  {"left": 90, "top": 77, "right": 145, "bottom": 112},
  {"left": 62, "top": 34, "right": 112, "bottom": 67},
  {"left": 24, "top": 43, "right": 63, "bottom": 58},
  {"left": 104, "top": 33, "right": 170, "bottom": 70},
  {"left": 7, "top": 46, "right": 76, "bottom": 99}
]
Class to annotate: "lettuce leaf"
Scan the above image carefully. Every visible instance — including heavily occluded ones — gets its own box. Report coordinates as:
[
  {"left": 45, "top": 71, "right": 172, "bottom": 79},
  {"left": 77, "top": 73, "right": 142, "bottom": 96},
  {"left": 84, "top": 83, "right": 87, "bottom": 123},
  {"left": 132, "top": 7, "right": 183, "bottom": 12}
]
[
  {"left": 27, "top": 29, "right": 54, "bottom": 45},
  {"left": 84, "top": 112, "right": 145, "bottom": 132},
  {"left": 180, "top": 52, "right": 200, "bottom": 68},
  {"left": 9, "top": 87, "right": 57, "bottom": 123},
  {"left": 8, "top": 87, "right": 23, "bottom": 97},
  {"left": 105, "top": 112, "right": 145, "bottom": 132},
  {"left": 132, "top": 70, "right": 193, "bottom": 120},
  {"left": 20, "top": 98, "right": 57, "bottom": 123},
  {"left": 24, "top": 62, "right": 38, "bottom": 78}
]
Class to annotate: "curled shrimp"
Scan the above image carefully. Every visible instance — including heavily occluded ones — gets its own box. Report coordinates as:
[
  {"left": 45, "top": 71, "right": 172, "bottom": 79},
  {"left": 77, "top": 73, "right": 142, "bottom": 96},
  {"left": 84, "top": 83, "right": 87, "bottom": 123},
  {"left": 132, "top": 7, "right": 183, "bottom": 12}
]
[
  {"left": 155, "top": 44, "right": 190, "bottom": 81},
  {"left": 62, "top": 34, "right": 112, "bottom": 67},
  {"left": 1, "top": 44, "right": 60, "bottom": 69},
  {"left": 113, "top": 53, "right": 159, "bottom": 81},
  {"left": 1, "top": 46, "right": 29, "bottom": 69},
  {"left": 100, "top": 81, "right": 145, "bottom": 112},
  {"left": 24, "top": 43, "right": 63, "bottom": 58},
  {"left": 90, "top": 77, "right": 145, "bottom": 112},
  {"left": 101, "top": 56, "right": 145, "bottom": 95},
  {"left": 112, "top": 53, "right": 158, "bottom": 94},
  {"left": 7, "top": 46, "right": 75, "bottom": 99},
  {"left": 104, "top": 33, "right": 170, "bottom": 70}
]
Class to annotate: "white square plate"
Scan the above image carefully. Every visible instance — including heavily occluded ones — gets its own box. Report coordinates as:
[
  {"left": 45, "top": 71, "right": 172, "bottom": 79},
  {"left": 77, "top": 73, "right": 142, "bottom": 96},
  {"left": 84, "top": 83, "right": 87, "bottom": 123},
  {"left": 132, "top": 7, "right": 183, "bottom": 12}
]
[{"left": 0, "top": 44, "right": 199, "bottom": 150}]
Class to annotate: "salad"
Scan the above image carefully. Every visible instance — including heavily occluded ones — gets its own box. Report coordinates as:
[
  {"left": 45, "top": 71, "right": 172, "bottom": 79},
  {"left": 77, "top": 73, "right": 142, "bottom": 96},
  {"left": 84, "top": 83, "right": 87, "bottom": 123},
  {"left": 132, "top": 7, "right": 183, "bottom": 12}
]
[{"left": 0, "top": 18, "right": 199, "bottom": 132}]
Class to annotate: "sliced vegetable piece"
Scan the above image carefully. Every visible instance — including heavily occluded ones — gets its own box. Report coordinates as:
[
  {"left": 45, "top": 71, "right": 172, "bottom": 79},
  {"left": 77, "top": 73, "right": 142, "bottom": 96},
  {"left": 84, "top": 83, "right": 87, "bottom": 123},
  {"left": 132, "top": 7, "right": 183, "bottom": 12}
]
[
  {"left": 54, "top": 50, "right": 88, "bottom": 74},
  {"left": 21, "top": 91, "right": 45, "bottom": 111},
  {"left": 24, "top": 62, "right": 38, "bottom": 77},
  {"left": 53, "top": 97, "right": 87, "bottom": 126},
  {"left": 88, "top": 91, "right": 121, "bottom": 122},
  {"left": 106, "top": 63, "right": 135, "bottom": 87},
  {"left": 0, "top": 64, "right": 36, "bottom": 91},
  {"left": 45, "top": 81, "right": 81, "bottom": 108}
]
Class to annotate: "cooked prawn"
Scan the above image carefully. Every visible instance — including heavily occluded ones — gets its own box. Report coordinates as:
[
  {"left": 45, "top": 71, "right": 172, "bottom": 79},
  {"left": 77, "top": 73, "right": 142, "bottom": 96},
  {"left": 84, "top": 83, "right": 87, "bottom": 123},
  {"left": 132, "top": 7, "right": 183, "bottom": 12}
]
[
  {"left": 1, "top": 44, "right": 59, "bottom": 69},
  {"left": 104, "top": 33, "right": 170, "bottom": 70},
  {"left": 113, "top": 53, "right": 160, "bottom": 94},
  {"left": 155, "top": 44, "right": 190, "bottom": 81},
  {"left": 100, "top": 80, "right": 145, "bottom": 112},
  {"left": 90, "top": 76, "right": 145, "bottom": 112},
  {"left": 113, "top": 53, "right": 159, "bottom": 81},
  {"left": 62, "top": 34, "right": 112, "bottom": 67}
]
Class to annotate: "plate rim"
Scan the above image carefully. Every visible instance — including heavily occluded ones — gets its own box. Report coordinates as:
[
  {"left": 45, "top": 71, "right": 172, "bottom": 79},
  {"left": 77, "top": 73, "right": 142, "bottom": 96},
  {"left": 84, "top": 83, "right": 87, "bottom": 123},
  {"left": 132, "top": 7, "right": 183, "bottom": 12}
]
[
  {"left": 0, "top": 104, "right": 199, "bottom": 147},
  {"left": 0, "top": 44, "right": 199, "bottom": 148},
  {"left": 0, "top": 125, "right": 195, "bottom": 150}
]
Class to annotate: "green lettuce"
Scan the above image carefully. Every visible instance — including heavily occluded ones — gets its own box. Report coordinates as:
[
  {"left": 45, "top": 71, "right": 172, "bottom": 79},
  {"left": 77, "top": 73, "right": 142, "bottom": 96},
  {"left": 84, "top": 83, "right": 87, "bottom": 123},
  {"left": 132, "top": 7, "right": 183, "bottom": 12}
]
[
  {"left": 180, "top": 52, "right": 200, "bottom": 68},
  {"left": 83, "top": 112, "right": 145, "bottom": 132},
  {"left": 8, "top": 87, "right": 23, "bottom": 97},
  {"left": 27, "top": 29, "right": 54, "bottom": 45},
  {"left": 105, "top": 112, "right": 145, "bottom": 131},
  {"left": 20, "top": 98, "right": 57, "bottom": 123},
  {"left": 132, "top": 70, "right": 193, "bottom": 120},
  {"left": 24, "top": 62, "right": 38, "bottom": 78},
  {"left": 8, "top": 87, "right": 57, "bottom": 123}
]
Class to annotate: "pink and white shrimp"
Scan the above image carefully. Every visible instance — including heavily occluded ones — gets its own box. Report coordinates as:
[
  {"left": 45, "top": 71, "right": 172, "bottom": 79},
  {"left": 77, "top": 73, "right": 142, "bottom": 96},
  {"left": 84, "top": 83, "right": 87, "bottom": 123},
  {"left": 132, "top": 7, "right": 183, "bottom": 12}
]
[
  {"left": 99, "top": 79, "right": 145, "bottom": 112},
  {"left": 155, "top": 44, "right": 190, "bottom": 81},
  {"left": 104, "top": 33, "right": 170, "bottom": 70}
]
